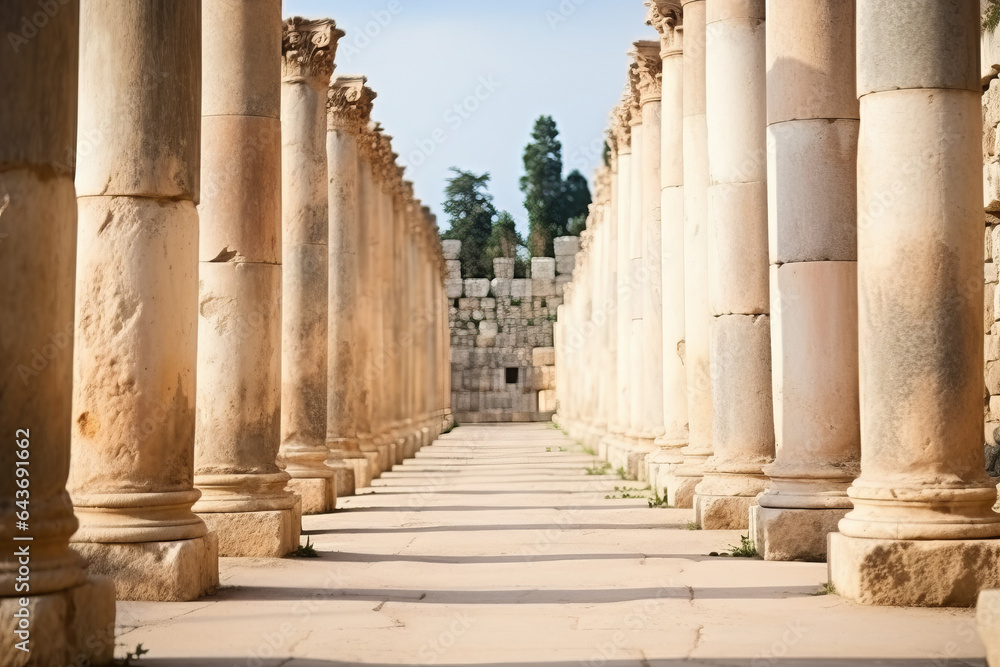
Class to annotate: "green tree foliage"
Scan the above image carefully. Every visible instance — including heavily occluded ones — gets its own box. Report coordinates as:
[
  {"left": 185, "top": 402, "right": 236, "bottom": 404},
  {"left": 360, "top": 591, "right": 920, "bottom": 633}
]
[
  {"left": 987, "top": 0, "right": 1000, "bottom": 33},
  {"left": 563, "top": 169, "right": 592, "bottom": 234},
  {"left": 487, "top": 211, "right": 523, "bottom": 259},
  {"left": 441, "top": 168, "right": 498, "bottom": 278},
  {"left": 520, "top": 116, "right": 593, "bottom": 257},
  {"left": 521, "top": 115, "right": 569, "bottom": 257}
]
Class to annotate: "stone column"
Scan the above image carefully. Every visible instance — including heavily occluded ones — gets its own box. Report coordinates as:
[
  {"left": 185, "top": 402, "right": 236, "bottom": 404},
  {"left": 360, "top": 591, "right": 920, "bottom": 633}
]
[
  {"left": 603, "top": 151, "right": 620, "bottom": 442},
  {"left": 829, "top": 0, "right": 1000, "bottom": 606},
  {"left": 752, "top": 0, "right": 860, "bottom": 562},
  {"left": 626, "top": 84, "right": 647, "bottom": 471},
  {"left": 370, "top": 129, "right": 393, "bottom": 469},
  {"left": 192, "top": 0, "right": 300, "bottom": 557},
  {"left": 604, "top": 100, "right": 634, "bottom": 466},
  {"left": 328, "top": 75, "right": 378, "bottom": 492},
  {"left": 646, "top": 3, "right": 690, "bottom": 496},
  {"left": 672, "top": 0, "right": 713, "bottom": 509},
  {"left": 634, "top": 41, "right": 667, "bottom": 461},
  {"left": 693, "top": 0, "right": 773, "bottom": 530},
  {"left": 278, "top": 17, "right": 347, "bottom": 510},
  {"left": 0, "top": 2, "right": 116, "bottom": 660},
  {"left": 70, "top": 0, "right": 218, "bottom": 600},
  {"left": 356, "top": 126, "right": 387, "bottom": 473}
]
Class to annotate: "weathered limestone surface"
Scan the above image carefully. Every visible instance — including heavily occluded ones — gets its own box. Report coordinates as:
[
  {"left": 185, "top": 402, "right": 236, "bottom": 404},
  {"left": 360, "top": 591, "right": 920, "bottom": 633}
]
[
  {"left": 193, "top": 0, "right": 300, "bottom": 557},
  {"left": 280, "top": 17, "right": 353, "bottom": 508},
  {"left": 329, "top": 75, "right": 379, "bottom": 492},
  {"left": 449, "top": 252, "right": 558, "bottom": 423},
  {"left": 756, "top": 0, "right": 860, "bottom": 562},
  {"left": 69, "top": 0, "right": 218, "bottom": 600},
  {"left": 670, "top": 0, "right": 714, "bottom": 509},
  {"left": 693, "top": 0, "right": 773, "bottom": 530},
  {"left": 646, "top": 3, "right": 689, "bottom": 496},
  {"left": 0, "top": 1, "right": 115, "bottom": 662},
  {"left": 829, "top": 0, "right": 1000, "bottom": 607}
]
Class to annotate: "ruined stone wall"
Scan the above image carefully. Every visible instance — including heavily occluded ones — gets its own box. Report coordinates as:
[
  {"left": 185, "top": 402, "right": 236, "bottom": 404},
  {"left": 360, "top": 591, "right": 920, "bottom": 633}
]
[
  {"left": 983, "top": 32, "right": 1000, "bottom": 475},
  {"left": 445, "top": 237, "right": 579, "bottom": 423}
]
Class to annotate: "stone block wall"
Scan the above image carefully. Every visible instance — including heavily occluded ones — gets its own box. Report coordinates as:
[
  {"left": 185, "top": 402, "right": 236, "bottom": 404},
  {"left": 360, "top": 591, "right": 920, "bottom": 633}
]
[
  {"left": 983, "top": 68, "right": 1000, "bottom": 475},
  {"left": 447, "top": 239, "right": 577, "bottom": 423}
]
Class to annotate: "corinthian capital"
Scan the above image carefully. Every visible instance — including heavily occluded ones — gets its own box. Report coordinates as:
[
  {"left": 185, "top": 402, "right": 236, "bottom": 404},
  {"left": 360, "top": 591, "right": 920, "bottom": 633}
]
[
  {"left": 282, "top": 17, "right": 345, "bottom": 82},
  {"left": 630, "top": 40, "right": 662, "bottom": 104},
  {"left": 645, "top": 1, "right": 683, "bottom": 55},
  {"left": 328, "top": 75, "right": 377, "bottom": 133}
]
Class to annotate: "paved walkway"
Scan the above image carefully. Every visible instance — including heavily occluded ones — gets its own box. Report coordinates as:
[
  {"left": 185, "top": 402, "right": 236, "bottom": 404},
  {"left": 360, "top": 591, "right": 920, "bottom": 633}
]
[{"left": 119, "top": 423, "right": 986, "bottom": 666}]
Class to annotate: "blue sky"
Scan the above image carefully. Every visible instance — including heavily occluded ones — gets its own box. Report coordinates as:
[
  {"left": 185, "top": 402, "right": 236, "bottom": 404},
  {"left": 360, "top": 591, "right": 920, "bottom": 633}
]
[{"left": 285, "top": 0, "right": 652, "bottom": 237}]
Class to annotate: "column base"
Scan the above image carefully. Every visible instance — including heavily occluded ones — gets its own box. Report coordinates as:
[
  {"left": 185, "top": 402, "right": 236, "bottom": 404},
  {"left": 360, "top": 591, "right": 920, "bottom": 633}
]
[
  {"left": 199, "top": 504, "right": 301, "bottom": 558},
  {"left": 287, "top": 476, "right": 338, "bottom": 514},
  {"left": 693, "top": 473, "right": 769, "bottom": 529},
  {"left": 751, "top": 505, "right": 847, "bottom": 562},
  {"left": 601, "top": 435, "right": 656, "bottom": 480},
  {"left": 349, "top": 456, "right": 373, "bottom": 490},
  {"left": 376, "top": 442, "right": 392, "bottom": 473},
  {"left": 978, "top": 591, "right": 1000, "bottom": 666},
  {"left": 828, "top": 533, "right": 1000, "bottom": 606},
  {"left": 72, "top": 535, "right": 218, "bottom": 601},
  {"left": 646, "top": 448, "right": 684, "bottom": 499},
  {"left": 665, "top": 472, "right": 702, "bottom": 509},
  {"left": 0, "top": 577, "right": 116, "bottom": 667}
]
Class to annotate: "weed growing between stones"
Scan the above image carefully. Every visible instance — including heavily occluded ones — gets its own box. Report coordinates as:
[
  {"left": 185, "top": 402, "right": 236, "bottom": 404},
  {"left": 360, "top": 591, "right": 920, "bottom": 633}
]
[
  {"left": 605, "top": 485, "right": 648, "bottom": 499},
  {"left": 647, "top": 487, "right": 670, "bottom": 508},
  {"left": 727, "top": 535, "right": 759, "bottom": 558},
  {"left": 291, "top": 537, "right": 319, "bottom": 558},
  {"left": 585, "top": 461, "right": 612, "bottom": 475},
  {"left": 686, "top": 522, "right": 701, "bottom": 530}
]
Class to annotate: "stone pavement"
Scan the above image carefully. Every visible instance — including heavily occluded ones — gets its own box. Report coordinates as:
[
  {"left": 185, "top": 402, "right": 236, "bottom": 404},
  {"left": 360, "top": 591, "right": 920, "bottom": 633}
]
[{"left": 117, "top": 423, "right": 987, "bottom": 666}]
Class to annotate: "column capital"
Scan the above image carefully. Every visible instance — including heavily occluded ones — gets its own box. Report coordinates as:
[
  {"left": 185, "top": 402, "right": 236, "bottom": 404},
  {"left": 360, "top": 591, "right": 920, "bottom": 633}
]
[
  {"left": 281, "top": 17, "right": 344, "bottom": 83},
  {"left": 611, "top": 97, "right": 633, "bottom": 149},
  {"left": 328, "top": 75, "right": 377, "bottom": 133},
  {"left": 631, "top": 40, "right": 663, "bottom": 105},
  {"left": 645, "top": 1, "right": 683, "bottom": 57}
]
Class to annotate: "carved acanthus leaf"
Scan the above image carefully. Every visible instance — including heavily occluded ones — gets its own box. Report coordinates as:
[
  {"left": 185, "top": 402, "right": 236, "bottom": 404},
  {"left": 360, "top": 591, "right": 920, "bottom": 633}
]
[
  {"left": 631, "top": 41, "right": 662, "bottom": 103},
  {"left": 328, "top": 75, "right": 376, "bottom": 132},
  {"left": 282, "top": 17, "right": 344, "bottom": 81}
]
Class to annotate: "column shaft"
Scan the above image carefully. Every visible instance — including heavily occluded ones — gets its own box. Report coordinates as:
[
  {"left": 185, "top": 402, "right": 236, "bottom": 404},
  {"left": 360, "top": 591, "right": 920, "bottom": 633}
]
[
  {"left": 829, "top": 0, "right": 1000, "bottom": 606},
  {"left": 70, "top": 0, "right": 218, "bottom": 600},
  {"left": 328, "top": 76, "right": 378, "bottom": 491},
  {"left": 1, "top": 1, "right": 115, "bottom": 659},
  {"left": 647, "top": 5, "right": 691, "bottom": 497},
  {"left": 193, "top": 1, "right": 301, "bottom": 556},
  {"left": 753, "top": 0, "right": 860, "bottom": 562},
  {"left": 693, "top": 0, "right": 773, "bottom": 530},
  {"left": 674, "top": 0, "right": 714, "bottom": 509}
]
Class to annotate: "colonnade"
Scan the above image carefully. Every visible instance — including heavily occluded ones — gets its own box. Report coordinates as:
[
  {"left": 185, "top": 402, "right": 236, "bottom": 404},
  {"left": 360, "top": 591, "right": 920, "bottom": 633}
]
[
  {"left": 556, "top": 0, "right": 1000, "bottom": 610},
  {"left": 1, "top": 1, "right": 450, "bottom": 662}
]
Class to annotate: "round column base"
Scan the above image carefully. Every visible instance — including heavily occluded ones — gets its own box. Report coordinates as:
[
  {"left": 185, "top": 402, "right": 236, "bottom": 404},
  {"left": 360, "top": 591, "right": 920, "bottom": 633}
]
[
  {"left": 829, "top": 532, "right": 1000, "bottom": 606},
  {"left": 71, "top": 534, "right": 219, "bottom": 601},
  {"left": 0, "top": 577, "right": 116, "bottom": 667}
]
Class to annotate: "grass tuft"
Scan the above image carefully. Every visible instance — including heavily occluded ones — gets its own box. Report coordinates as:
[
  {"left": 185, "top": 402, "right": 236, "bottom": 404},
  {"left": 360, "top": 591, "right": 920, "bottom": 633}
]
[
  {"left": 727, "top": 534, "right": 759, "bottom": 558},
  {"left": 585, "top": 461, "right": 612, "bottom": 475},
  {"left": 291, "top": 537, "right": 319, "bottom": 558}
]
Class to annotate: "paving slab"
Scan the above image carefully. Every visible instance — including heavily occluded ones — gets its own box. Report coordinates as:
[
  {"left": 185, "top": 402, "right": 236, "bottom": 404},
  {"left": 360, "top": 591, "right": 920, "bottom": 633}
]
[{"left": 116, "top": 423, "right": 987, "bottom": 666}]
